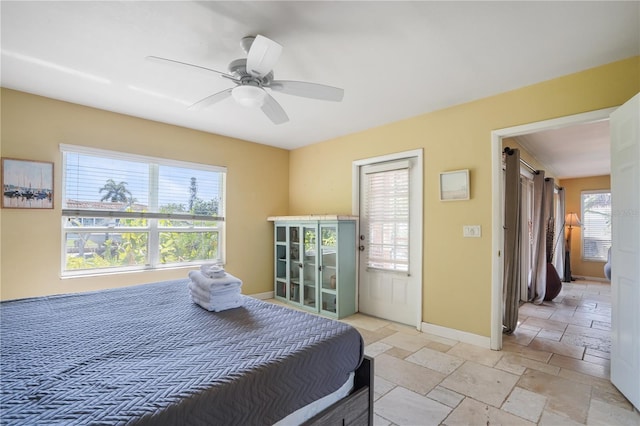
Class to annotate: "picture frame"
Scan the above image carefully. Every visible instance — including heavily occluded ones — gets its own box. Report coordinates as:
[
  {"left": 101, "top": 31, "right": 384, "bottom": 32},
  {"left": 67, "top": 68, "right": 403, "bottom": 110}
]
[
  {"left": 2, "top": 158, "right": 54, "bottom": 209},
  {"left": 439, "top": 169, "right": 470, "bottom": 201}
]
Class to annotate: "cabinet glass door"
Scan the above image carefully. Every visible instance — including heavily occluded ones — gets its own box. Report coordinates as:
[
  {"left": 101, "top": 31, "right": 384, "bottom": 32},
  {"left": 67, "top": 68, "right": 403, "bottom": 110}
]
[
  {"left": 289, "top": 226, "right": 301, "bottom": 303},
  {"left": 320, "top": 225, "right": 338, "bottom": 314},
  {"left": 275, "top": 225, "right": 287, "bottom": 298},
  {"left": 302, "top": 226, "right": 318, "bottom": 309}
]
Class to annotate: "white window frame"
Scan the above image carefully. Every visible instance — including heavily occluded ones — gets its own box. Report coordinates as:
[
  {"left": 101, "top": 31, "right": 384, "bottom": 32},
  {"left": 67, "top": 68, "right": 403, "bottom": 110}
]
[
  {"left": 60, "top": 144, "right": 226, "bottom": 277},
  {"left": 580, "top": 189, "right": 611, "bottom": 262}
]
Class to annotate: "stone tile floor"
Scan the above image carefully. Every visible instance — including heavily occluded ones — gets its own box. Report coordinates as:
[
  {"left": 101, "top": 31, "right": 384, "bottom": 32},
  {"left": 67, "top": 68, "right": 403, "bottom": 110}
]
[{"left": 332, "top": 279, "right": 639, "bottom": 425}]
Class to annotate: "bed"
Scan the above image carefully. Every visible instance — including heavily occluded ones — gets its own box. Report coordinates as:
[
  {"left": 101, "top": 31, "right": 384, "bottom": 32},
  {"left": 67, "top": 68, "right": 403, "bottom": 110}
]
[{"left": 0, "top": 279, "right": 372, "bottom": 425}]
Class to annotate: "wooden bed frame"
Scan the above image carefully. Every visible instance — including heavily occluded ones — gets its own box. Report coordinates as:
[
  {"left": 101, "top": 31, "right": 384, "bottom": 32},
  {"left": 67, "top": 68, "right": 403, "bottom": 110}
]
[{"left": 304, "top": 355, "right": 373, "bottom": 426}]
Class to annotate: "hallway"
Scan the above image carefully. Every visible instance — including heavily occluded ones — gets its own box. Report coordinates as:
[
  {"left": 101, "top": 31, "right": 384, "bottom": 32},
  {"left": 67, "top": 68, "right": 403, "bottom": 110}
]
[{"left": 506, "top": 279, "right": 612, "bottom": 381}]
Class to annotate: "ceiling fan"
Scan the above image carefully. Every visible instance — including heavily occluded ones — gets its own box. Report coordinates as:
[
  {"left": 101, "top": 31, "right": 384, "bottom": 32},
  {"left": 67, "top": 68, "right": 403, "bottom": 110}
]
[{"left": 148, "top": 35, "right": 344, "bottom": 125}]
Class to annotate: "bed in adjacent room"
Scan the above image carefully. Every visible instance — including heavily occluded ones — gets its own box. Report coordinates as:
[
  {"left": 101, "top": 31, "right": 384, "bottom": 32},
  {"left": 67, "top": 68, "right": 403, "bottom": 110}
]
[{"left": 0, "top": 279, "right": 372, "bottom": 425}]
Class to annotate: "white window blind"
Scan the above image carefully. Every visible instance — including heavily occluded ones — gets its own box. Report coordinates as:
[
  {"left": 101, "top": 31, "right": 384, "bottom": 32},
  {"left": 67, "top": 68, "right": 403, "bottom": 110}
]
[
  {"left": 363, "top": 161, "right": 409, "bottom": 272},
  {"left": 581, "top": 190, "right": 611, "bottom": 261},
  {"left": 62, "top": 145, "right": 225, "bottom": 219},
  {"left": 60, "top": 144, "right": 225, "bottom": 276}
]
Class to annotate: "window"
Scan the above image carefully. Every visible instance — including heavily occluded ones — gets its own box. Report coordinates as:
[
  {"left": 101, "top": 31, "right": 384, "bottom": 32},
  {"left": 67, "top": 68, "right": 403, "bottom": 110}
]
[
  {"left": 362, "top": 161, "right": 409, "bottom": 272},
  {"left": 581, "top": 190, "right": 611, "bottom": 262},
  {"left": 61, "top": 145, "right": 225, "bottom": 276}
]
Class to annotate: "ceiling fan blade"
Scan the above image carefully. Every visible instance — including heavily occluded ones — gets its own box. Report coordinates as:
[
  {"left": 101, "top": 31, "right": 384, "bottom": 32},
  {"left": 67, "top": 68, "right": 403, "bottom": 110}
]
[
  {"left": 261, "top": 93, "right": 289, "bottom": 125},
  {"left": 147, "top": 56, "right": 237, "bottom": 81},
  {"left": 269, "top": 80, "right": 344, "bottom": 102},
  {"left": 246, "top": 35, "right": 282, "bottom": 78},
  {"left": 188, "top": 88, "right": 233, "bottom": 110}
]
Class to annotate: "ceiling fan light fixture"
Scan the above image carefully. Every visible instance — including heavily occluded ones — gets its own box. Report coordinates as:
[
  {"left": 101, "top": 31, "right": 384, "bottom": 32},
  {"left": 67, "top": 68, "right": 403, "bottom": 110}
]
[{"left": 232, "top": 85, "right": 266, "bottom": 108}]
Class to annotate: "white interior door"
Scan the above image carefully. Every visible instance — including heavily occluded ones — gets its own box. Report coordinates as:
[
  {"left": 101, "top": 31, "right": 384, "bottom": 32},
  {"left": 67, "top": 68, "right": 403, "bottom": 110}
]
[
  {"left": 610, "top": 93, "right": 640, "bottom": 410},
  {"left": 356, "top": 154, "right": 422, "bottom": 328}
]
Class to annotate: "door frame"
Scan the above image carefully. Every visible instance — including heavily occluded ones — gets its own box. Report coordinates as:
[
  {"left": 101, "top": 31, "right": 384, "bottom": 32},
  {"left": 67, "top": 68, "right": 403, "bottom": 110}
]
[
  {"left": 490, "top": 107, "right": 617, "bottom": 350},
  {"left": 352, "top": 149, "right": 424, "bottom": 329}
]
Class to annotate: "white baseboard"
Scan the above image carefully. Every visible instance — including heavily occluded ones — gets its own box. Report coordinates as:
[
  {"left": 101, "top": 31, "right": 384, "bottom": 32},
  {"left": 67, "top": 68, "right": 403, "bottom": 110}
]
[
  {"left": 421, "top": 322, "right": 491, "bottom": 349},
  {"left": 251, "top": 291, "right": 274, "bottom": 300}
]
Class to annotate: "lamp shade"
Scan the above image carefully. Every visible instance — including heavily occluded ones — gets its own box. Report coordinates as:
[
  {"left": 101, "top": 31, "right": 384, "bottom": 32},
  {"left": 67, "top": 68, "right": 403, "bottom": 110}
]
[
  {"left": 232, "top": 85, "right": 266, "bottom": 108},
  {"left": 565, "top": 212, "right": 581, "bottom": 228}
]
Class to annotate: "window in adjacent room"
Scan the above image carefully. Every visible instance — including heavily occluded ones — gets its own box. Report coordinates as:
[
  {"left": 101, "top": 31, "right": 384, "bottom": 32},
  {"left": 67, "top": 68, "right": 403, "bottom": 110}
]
[
  {"left": 61, "top": 145, "right": 225, "bottom": 276},
  {"left": 581, "top": 190, "right": 611, "bottom": 262}
]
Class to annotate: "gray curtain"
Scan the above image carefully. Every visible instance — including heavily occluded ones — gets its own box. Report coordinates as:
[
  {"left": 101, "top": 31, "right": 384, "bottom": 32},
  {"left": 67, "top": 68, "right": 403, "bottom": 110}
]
[
  {"left": 553, "top": 188, "right": 565, "bottom": 276},
  {"left": 532, "top": 177, "right": 555, "bottom": 304},
  {"left": 529, "top": 171, "right": 546, "bottom": 303},
  {"left": 503, "top": 148, "right": 521, "bottom": 334}
]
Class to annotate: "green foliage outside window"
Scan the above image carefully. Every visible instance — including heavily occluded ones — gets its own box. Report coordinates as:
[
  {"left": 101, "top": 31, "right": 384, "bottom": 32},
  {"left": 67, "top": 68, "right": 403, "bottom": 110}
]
[
  {"left": 159, "top": 232, "right": 218, "bottom": 264},
  {"left": 65, "top": 205, "right": 220, "bottom": 271},
  {"left": 65, "top": 226, "right": 219, "bottom": 270},
  {"left": 65, "top": 215, "right": 150, "bottom": 270}
]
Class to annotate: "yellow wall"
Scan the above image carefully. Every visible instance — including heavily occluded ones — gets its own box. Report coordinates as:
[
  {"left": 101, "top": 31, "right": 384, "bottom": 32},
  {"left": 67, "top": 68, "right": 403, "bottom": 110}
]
[
  {"left": 560, "top": 175, "right": 611, "bottom": 280},
  {"left": 289, "top": 57, "right": 639, "bottom": 337},
  {"left": 1, "top": 89, "right": 289, "bottom": 300}
]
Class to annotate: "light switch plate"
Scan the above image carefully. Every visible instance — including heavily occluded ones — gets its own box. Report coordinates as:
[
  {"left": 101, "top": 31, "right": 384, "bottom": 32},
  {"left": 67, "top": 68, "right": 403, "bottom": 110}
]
[{"left": 463, "top": 225, "right": 481, "bottom": 238}]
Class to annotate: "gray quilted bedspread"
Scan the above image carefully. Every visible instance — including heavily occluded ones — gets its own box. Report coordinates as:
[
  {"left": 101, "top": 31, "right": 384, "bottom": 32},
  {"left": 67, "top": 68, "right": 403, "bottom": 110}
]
[{"left": 0, "top": 280, "right": 363, "bottom": 425}]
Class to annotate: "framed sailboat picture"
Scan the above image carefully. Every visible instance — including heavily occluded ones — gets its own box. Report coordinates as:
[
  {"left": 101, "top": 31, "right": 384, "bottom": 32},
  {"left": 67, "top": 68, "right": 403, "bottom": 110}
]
[{"left": 2, "top": 158, "right": 54, "bottom": 209}]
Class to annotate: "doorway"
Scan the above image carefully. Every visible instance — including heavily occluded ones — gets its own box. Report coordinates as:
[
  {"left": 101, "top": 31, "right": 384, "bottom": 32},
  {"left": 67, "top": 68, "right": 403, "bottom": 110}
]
[
  {"left": 352, "top": 149, "right": 423, "bottom": 329},
  {"left": 495, "top": 102, "right": 640, "bottom": 411},
  {"left": 490, "top": 107, "right": 616, "bottom": 350}
]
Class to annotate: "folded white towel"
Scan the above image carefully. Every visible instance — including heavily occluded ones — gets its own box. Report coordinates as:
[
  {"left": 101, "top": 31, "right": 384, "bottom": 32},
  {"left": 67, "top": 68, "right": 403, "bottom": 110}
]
[
  {"left": 190, "top": 292, "right": 244, "bottom": 312},
  {"left": 188, "top": 270, "right": 242, "bottom": 290},
  {"left": 200, "top": 264, "right": 226, "bottom": 279},
  {"left": 189, "top": 289, "right": 241, "bottom": 306},
  {"left": 200, "top": 262, "right": 220, "bottom": 270},
  {"left": 188, "top": 280, "right": 241, "bottom": 300}
]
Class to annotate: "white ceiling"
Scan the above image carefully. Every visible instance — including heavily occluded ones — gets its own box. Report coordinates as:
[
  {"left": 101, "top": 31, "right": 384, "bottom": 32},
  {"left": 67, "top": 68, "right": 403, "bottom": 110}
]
[
  {"left": 515, "top": 120, "right": 612, "bottom": 180},
  {"left": 1, "top": 1, "right": 638, "bottom": 175}
]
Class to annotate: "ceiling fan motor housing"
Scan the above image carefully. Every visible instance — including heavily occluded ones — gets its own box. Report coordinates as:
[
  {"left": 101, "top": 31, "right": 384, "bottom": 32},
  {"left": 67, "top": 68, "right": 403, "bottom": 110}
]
[{"left": 228, "top": 58, "right": 273, "bottom": 86}]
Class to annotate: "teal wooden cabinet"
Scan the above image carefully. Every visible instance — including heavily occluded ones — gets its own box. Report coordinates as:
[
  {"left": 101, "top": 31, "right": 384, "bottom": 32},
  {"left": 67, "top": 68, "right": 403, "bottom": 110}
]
[{"left": 269, "top": 216, "right": 357, "bottom": 319}]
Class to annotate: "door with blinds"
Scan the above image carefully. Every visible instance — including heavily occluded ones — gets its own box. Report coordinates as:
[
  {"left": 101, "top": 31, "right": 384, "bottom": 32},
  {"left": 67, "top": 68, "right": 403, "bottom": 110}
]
[{"left": 358, "top": 156, "right": 422, "bottom": 327}]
